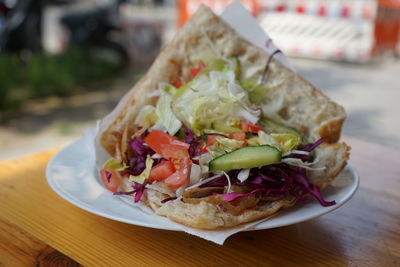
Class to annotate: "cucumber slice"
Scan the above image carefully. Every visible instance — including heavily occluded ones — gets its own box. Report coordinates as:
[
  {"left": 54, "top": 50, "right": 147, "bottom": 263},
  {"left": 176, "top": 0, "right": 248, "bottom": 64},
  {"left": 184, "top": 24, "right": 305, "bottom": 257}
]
[{"left": 209, "top": 145, "right": 281, "bottom": 172}]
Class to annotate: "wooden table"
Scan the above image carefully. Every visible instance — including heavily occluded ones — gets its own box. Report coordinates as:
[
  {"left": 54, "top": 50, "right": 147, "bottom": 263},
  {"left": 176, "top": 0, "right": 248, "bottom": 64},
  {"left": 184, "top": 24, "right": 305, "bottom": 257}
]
[{"left": 0, "top": 137, "right": 399, "bottom": 266}]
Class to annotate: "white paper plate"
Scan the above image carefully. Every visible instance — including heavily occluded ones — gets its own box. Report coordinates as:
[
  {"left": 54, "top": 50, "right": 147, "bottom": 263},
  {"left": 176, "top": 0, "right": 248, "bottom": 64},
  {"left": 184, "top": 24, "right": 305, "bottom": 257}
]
[{"left": 46, "top": 138, "right": 359, "bottom": 231}]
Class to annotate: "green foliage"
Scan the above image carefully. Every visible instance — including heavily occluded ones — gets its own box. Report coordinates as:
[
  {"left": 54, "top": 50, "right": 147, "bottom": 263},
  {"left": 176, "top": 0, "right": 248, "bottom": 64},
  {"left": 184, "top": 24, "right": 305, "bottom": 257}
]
[{"left": 0, "top": 47, "right": 121, "bottom": 112}]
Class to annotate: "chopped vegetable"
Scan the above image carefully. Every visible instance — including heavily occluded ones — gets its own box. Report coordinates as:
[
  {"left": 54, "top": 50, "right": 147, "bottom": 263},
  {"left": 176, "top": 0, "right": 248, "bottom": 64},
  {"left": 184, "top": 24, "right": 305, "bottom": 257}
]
[
  {"left": 148, "top": 160, "right": 176, "bottom": 183},
  {"left": 257, "top": 130, "right": 280, "bottom": 148},
  {"left": 228, "top": 132, "right": 246, "bottom": 141},
  {"left": 134, "top": 105, "right": 158, "bottom": 130},
  {"left": 171, "top": 68, "right": 260, "bottom": 135},
  {"left": 240, "top": 120, "right": 262, "bottom": 133},
  {"left": 155, "top": 94, "right": 182, "bottom": 136},
  {"left": 271, "top": 133, "right": 301, "bottom": 153},
  {"left": 206, "top": 136, "right": 244, "bottom": 158},
  {"left": 209, "top": 145, "right": 281, "bottom": 171},
  {"left": 190, "top": 61, "right": 206, "bottom": 78},
  {"left": 100, "top": 168, "right": 122, "bottom": 193},
  {"left": 129, "top": 155, "right": 154, "bottom": 184},
  {"left": 144, "top": 130, "right": 189, "bottom": 159},
  {"left": 164, "top": 158, "right": 191, "bottom": 188},
  {"left": 102, "top": 56, "right": 335, "bottom": 210},
  {"left": 103, "top": 158, "right": 127, "bottom": 171}
]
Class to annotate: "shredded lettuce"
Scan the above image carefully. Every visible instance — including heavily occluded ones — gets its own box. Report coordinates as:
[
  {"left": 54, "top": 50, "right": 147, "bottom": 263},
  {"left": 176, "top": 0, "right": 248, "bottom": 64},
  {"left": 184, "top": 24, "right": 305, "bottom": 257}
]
[
  {"left": 103, "top": 158, "right": 127, "bottom": 171},
  {"left": 135, "top": 105, "right": 158, "bottom": 130},
  {"left": 198, "top": 152, "right": 213, "bottom": 174},
  {"left": 223, "top": 171, "right": 232, "bottom": 193},
  {"left": 162, "top": 83, "right": 178, "bottom": 95},
  {"left": 271, "top": 133, "right": 301, "bottom": 153},
  {"left": 240, "top": 79, "right": 270, "bottom": 105},
  {"left": 171, "top": 69, "right": 260, "bottom": 135},
  {"left": 128, "top": 155, "right": 154, "bottom": 184},
  {"left": 281, "top": 157, "right": 325, "bottom": 171},
  {"left": 207, "top": 136, "right": 244, "bottom": 158},
  {"left": 257, "top": 130, "right": 280, "bottom": 148},
  {"left": 248, "top": 131, "right": 301, "bottom": 153},
  {"left": 154, "top": 94, "right": 182, "bottom": 136},
  {"left": 212, "top": 119, "right": 241, "bottom": 134}
]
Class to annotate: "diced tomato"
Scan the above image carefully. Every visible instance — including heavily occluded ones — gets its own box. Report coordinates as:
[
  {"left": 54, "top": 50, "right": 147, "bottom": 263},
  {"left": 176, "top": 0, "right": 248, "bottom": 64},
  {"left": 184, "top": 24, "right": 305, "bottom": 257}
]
[
  {"left": 199, "top": 140, "right": 208, "bottom": 153},
  {"left": 164, "top": 158, "right": 191, "bottom": 188},
  {"left": 206, "top": 134, "right": 220, "bottom": 146},
  {"left": 160, "top": 144, "right": 189, "bottom": 159},
  {"left": 190, "top": 61, "right": 206, "bottom": 78},
  {"left": 170, "top": 139, "right": 190, "bottom": 148},
  {"left": 229, "top": 132, "right": 246, "bottom": 141},
  {"left": 148, "top": 160, "right": 176, "bottom": 183},
  {"left": 173, "top": 80, "right": 182, "bottom": 88},
  {"left": 240, "top": 120, "right": 263, "bottom": 133},
  {"left": 144, "top": 130, "right": 189, "bottom": 159},
  {"left": 100, "top": 168, "right": 122, "bottom": 193}
]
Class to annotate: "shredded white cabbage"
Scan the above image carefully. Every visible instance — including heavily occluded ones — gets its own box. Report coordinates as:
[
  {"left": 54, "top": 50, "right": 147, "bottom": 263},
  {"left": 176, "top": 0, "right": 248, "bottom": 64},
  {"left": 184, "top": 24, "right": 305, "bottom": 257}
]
[
  {"left": 146, "top": 182, "right": 175, "bottom": 197},
  {"left": 189, "top": 164, "right": 202, "bottom": 186},
  {"left": 237, "top": 168, "right": 250, "bottom": 183},
  {"left": 206, "top": 137, "right": 244, "bottom": 158},
  {"left": 184, "top": 174, "right": 223, "bottom": 192},
  {"left": 281, "top": 157, "right": 325, "bottom": 171},
  {"left": 257, "top": 130, "right": 280, "bottom": 148},
  {"left": 175, "top": 186, "right": 186, "bottom": 198},
  {"left": 151, "top": 153, "right": 162, "bottom": 159},
  {"left": 171, "top": 69, "right": 260, "bottom": 135},
  {"left": 282, "top": 150, "right": 310, "bottom": 157},
  {"left": 223, "top": 171, "right": 232, "bottom": 193},
  {"left": 198, "top": 152, "right": 212, "bottom": 174},
  {"left": 155, "top": 94, "right": 182, "bottom": 135}
]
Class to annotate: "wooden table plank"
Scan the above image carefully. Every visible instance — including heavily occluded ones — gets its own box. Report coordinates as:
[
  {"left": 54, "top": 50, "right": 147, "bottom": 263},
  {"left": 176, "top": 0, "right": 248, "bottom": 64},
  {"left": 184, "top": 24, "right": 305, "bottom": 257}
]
[
  {"left": 0, "top": 138, "right": 399, "bottom": 266},
  {"left": 0, "top": 221, "right": 81, "bottom": 267}
]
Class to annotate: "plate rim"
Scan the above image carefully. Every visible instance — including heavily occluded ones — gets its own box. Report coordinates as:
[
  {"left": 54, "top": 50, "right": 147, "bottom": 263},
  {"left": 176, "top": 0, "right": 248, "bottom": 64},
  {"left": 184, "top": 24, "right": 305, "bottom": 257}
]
[{"left": 46, "top": 138, "right": 359, "bottom": 231}]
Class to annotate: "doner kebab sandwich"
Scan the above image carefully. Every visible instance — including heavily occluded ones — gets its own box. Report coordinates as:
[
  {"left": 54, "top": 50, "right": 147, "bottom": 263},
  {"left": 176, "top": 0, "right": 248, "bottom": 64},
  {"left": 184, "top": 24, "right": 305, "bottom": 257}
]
[{"left": 97, "top": 6, "right": 350, "bottom": 229}]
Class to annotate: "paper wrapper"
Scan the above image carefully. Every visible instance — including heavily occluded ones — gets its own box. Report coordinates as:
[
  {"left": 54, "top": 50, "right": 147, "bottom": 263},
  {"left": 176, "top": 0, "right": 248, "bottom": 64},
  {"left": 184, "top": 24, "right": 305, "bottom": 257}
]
[{"left": 91, "top": 1, "right": 294, "bottom": 245}]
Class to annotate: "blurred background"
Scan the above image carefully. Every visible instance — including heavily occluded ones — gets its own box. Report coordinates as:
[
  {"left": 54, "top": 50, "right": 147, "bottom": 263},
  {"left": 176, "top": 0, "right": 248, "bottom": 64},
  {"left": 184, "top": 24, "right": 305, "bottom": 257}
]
[{"left": 0, "top": 0, "right": 399, "bottom": 161}]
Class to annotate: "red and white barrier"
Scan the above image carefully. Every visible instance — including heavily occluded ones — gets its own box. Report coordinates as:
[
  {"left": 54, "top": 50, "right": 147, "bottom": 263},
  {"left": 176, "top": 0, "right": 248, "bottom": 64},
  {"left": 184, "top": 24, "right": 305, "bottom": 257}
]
[
  {"left": 177, "top": 0, "right": 400, "bottom": 62},
  {"left": 258, "top": 0, "right": 379, "bottom": 62}
]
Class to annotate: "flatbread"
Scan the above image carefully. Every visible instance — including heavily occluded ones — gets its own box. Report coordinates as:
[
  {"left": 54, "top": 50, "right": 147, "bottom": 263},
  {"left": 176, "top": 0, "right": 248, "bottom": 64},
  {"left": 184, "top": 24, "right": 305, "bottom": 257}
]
[{"left": 98, "top": 5, "right": 350, "bottom": 229}]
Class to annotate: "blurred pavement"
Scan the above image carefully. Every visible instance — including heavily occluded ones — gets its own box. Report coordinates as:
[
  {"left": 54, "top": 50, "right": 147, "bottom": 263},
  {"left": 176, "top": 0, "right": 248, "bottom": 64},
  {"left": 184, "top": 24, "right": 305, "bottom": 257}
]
[
  {"left": 0, "top": 58, "right": 399, "bottom": 161},
  {"left": 293, "top": 57, "right": 400, "bottom": 148}
]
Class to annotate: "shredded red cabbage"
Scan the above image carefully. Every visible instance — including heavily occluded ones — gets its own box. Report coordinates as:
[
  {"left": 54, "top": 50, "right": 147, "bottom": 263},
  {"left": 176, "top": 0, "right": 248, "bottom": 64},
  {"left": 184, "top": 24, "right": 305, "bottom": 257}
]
[
  {"left": 299, "top": 138, "right": 324, "bottom": 152},
  {"left": 105, "top": 170, "right": 112, "bottom": 183},
  {"left": 133, "top": 182, "right": 147, "bottom": 203},
  {"left": 120, "top": 131, "right": 156, "bottom": 176},
  {"left": 206, "top": 164, "right": 335, "bottom": 206},
  {"left": 220, "top": 188, "right": 285, "bottom": 202},
  {"left": 129, "top": 131, "right": 155, "bottom": 156},
  {"left": 114, "top": 182, "right": 148, "bottom": 203},
  {"left": 283, "top": 138, "right": 324, "bottom": 162},
  {"left": 115, "top": 132, "right": 332, "bottom": 206},
  {"left": 201, "top": 138, "right": 335, "bottom": 207},
  {"left": 182, "top": 125, "right": 202, "bottom": 160}
]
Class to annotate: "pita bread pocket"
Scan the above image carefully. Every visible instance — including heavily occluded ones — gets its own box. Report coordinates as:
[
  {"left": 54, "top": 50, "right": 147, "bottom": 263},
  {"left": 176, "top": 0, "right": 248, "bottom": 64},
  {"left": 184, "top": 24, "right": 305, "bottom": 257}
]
[{"left": 97, "top": 5, "right": 350, "bottom": 229}]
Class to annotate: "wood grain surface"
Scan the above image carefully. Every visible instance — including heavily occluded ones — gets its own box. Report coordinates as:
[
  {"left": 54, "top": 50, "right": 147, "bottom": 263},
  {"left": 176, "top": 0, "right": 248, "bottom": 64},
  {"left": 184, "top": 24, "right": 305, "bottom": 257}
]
[{"left": 0, "top": 138, "right": 399, "bottom": 266}]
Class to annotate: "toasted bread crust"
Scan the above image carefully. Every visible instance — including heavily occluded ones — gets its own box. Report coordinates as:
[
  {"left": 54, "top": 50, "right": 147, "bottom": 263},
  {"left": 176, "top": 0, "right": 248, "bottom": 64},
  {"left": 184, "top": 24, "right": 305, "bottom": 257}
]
[{"left": 146, "top": 191, "right": 296, "bottom": 229}]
